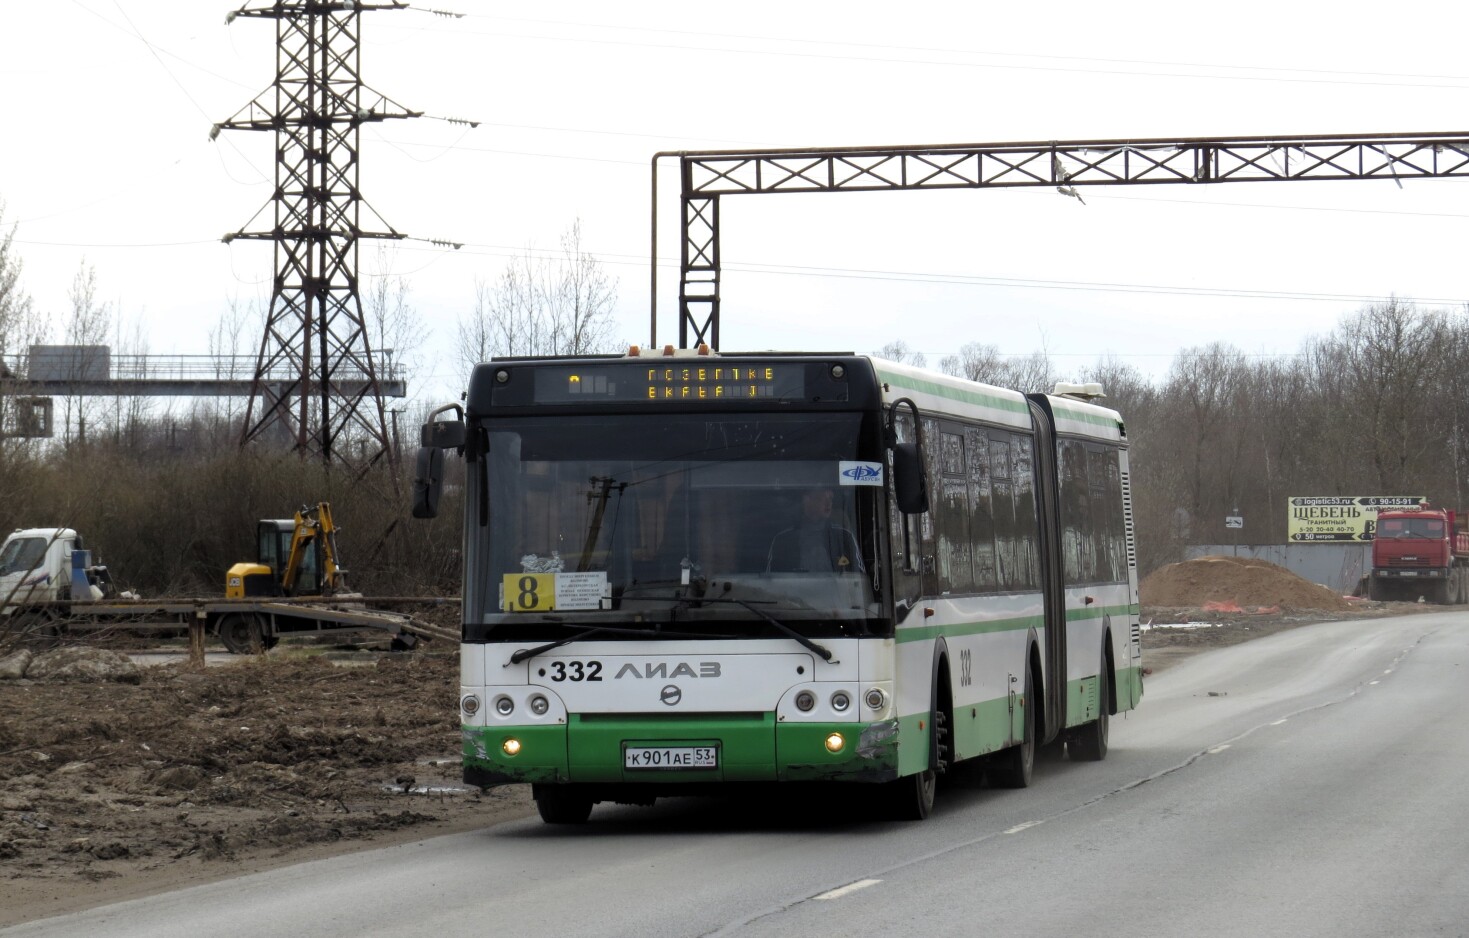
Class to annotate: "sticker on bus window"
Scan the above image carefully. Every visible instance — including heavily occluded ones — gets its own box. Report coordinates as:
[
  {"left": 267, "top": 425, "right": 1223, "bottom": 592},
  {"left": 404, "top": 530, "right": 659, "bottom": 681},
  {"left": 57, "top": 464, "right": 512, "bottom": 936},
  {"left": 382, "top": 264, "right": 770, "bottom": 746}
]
[
  {"left": 502, "top": 571, "right": 609, "bottom": 612},
  {"left": 838, "top": 461, "right": 884, "bottom": 486},
  {"left": 504, "top": 573, "right": 555, "bottom": 612},
  {"left": 555, "top": 571, "right": 609, "bottom": 610}
]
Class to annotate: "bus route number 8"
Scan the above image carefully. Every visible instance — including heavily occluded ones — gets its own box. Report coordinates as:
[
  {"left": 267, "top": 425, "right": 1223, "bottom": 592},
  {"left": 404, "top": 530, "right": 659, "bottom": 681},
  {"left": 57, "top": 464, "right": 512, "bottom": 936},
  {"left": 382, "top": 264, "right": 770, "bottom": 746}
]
[{"left": 503, "top": 573, "right": 555, "bottom": 612}]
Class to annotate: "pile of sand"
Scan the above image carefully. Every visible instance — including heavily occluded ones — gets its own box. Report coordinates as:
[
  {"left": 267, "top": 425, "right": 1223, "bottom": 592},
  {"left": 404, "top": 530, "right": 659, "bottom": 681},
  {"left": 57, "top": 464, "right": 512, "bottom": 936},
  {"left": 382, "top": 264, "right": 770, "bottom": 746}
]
[{"left": 1139, "top": 555, "right": 1354, "bottom": 612}]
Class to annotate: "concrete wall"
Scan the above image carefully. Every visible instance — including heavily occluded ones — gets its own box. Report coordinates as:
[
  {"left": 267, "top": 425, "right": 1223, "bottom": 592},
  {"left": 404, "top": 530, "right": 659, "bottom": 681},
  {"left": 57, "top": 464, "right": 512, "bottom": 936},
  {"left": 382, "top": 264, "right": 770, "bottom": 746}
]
[{"left": 1184, "top": 543, "right": 1371, "bottom": 595}]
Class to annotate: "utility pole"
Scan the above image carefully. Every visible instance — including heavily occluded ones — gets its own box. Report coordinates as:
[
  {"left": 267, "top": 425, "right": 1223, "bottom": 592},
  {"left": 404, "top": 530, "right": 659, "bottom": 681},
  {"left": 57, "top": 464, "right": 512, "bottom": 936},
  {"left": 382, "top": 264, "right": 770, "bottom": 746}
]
[{"left": 216, "top": 1, "right": 420, "bottom": 475}]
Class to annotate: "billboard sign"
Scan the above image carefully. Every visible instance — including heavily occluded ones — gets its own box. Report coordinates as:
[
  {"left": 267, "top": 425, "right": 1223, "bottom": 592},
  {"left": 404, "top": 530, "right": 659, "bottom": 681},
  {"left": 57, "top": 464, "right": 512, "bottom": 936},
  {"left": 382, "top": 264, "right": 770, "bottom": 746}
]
[{"left": 1287, "top": 496, "right": 1425, "bottom": 542}]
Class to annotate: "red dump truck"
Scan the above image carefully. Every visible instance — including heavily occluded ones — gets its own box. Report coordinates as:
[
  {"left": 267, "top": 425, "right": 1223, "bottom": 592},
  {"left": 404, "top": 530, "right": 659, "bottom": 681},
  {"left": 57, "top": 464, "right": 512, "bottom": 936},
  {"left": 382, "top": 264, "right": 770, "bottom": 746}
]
[{"left": 1367, "top": 504, "right": 1469, "bottom": 603}]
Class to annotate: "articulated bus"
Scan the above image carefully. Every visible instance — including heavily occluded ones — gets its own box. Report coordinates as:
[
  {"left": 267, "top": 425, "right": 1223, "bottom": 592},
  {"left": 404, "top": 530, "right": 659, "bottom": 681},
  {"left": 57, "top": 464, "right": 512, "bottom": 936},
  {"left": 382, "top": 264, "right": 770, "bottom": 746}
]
[{"left": 413, "top": 349, "right": 1142, "bottom": 823}]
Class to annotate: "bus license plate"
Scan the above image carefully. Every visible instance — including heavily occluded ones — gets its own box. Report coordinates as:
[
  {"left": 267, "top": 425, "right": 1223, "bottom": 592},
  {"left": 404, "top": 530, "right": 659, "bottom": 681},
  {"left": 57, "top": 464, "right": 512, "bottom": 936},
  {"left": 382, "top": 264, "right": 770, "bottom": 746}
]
[{"left": 624, "top": 746, "right": 717, "bottom": 770}]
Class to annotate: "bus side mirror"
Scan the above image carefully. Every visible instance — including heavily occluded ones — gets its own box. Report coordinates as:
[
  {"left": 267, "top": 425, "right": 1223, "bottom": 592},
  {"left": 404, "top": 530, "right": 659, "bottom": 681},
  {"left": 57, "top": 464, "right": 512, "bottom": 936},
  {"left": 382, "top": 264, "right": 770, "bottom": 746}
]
[
  {"left": 892, "top": 441, "right": 929, "bottom": 515},
  {"left": 421, "top": 419, "right": 465, "bottom": 450},
  {"left": 412, "top": 410, "right": 466, "bottom": 520},
  {"left": 412, "top": 446, "right": 446, "bottom": 519}
]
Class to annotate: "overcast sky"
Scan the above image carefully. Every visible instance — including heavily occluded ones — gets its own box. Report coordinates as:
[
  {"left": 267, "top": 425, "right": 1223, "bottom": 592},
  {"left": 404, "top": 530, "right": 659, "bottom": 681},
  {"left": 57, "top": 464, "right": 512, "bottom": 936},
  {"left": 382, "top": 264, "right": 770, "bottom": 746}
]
[{"left": 3, "top": 1, "right": 1469, "bottom": 405}]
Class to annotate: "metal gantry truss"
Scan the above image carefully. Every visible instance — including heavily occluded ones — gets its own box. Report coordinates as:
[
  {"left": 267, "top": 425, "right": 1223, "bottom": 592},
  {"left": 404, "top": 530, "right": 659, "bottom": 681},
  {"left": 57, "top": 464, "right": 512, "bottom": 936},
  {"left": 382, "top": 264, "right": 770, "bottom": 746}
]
[
  {"left": 657, "top": 131, "right": 1469, "bottom": 349},
  {"left": 217, "top": 1, "right": 419, "bottom": 471}
]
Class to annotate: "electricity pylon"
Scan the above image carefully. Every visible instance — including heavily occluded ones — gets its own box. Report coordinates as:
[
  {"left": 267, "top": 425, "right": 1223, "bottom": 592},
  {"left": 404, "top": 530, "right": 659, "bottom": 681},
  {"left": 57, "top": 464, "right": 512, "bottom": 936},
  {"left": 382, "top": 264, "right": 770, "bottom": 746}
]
[{"left": 216, "top": 1, "right": 419, "bottom": 473}]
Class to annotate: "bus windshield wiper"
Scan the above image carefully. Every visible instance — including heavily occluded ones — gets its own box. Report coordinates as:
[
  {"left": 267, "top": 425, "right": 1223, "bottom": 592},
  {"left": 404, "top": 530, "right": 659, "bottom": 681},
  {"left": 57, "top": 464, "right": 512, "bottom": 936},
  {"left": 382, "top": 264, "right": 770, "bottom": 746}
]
[
  {"left": 620, "top": 592, "right": 836, "bottom": 663},
  {"left": 505, "top": 621, "right": 739, "bottom": 665},
  {"left": 716, "top": 596, "right": 836, "bottom": 663},
  {"left": 509, "top": 628, "right": 607, "bottom": 664}
]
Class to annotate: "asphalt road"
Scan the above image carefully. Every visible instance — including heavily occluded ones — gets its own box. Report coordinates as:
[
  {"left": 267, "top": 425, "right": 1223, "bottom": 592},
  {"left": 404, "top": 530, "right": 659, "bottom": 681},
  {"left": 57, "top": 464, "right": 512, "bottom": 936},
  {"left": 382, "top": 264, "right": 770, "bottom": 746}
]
[{"left": 7, "top": 612, "right": 1468, "bottom": 938}]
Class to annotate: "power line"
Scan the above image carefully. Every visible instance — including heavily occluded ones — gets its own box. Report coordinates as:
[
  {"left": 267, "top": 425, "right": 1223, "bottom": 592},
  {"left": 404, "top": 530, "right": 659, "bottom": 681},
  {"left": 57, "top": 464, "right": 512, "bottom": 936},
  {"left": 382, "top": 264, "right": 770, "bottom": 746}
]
[
  {"left": 404, "top": 16, "right": 1469, "bottom": 91},
  {"left": 466, "top": 13, "right": 1469, "bottom": 87},
  {"left": 390, "top": 242, "right": 1468, "bottom": 307}
]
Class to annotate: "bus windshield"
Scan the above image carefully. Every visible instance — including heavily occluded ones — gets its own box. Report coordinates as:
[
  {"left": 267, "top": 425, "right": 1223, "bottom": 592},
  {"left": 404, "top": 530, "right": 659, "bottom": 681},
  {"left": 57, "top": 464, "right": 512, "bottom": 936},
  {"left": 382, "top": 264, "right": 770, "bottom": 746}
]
[{"left": 478, "top": 412, "right": 883, "bottom": 631}]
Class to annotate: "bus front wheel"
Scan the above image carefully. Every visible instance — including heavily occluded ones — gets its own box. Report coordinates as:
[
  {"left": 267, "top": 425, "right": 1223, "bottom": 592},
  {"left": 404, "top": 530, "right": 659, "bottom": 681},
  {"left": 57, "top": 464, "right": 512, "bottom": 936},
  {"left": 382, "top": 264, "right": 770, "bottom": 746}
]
[
  {"left": 533, "top": 784, "right": 594, "bottom": 824},
  {"left": 886, "top": 763, "right": 936, "bottom": 821}
]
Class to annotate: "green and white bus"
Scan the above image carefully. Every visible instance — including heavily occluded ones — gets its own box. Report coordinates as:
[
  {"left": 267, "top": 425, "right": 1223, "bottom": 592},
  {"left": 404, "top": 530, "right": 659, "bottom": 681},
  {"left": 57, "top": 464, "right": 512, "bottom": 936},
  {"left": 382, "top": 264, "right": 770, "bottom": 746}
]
[{"left": 413, "top": 349, "right": 1142, "bottom": 823}]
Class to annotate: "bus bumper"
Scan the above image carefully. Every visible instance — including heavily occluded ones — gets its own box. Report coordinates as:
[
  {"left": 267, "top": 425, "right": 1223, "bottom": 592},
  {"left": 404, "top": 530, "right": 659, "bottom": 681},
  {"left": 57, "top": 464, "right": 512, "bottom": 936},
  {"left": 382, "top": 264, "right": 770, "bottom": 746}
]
[{"left": 462, "top": 716, "right": 900, "bottom": 788}]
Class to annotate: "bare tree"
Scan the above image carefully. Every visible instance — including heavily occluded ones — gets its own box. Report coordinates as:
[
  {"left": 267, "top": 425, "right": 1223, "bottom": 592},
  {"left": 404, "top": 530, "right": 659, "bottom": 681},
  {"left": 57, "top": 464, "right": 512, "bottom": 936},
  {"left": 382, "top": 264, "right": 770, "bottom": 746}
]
[
  {"left": 545, "top": 220, "right": 617, "bottom": 356},
  {"left": 0, "top": 203, "right": 47, "bottom": 492},
  {"left": 204, "top": 292, "right": 261, "bottom": 435},
  {"left": 60, "top": 260, "right": 111, "bottom": 446},
  {"left": 1151, "top": 342, "right": 1251, "bottom": 551},
  {"left": 364, "top": 247, "right": 426, "bottom": 397},
  {"left": 875, "top": 340, "right": 926, "bottom": 368},
  {"left": 456, "top": 219, "right": 620, "bottom": 386},
  {"left": 0, "top": 201, "right": 43, "bottom": 364},
  {"left": 1315, "top": 299, "right": 1451, "bottom": 492},
  {"left": 110, "top": 308, "right": 152, "bottom": 447},
  {"left": 937, "top": 341, "right": 1054, "bottom": 393}
]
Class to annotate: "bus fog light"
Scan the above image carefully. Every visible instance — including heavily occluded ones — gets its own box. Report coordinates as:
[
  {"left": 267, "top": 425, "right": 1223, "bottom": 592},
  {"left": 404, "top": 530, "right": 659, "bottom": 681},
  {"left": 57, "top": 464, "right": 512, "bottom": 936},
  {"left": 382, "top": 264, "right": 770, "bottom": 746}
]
[
  {"left": 795, "top": 690, "right": 816, "bottom": 712},
  {"left": 494, "top": 696, "right": 515, "bottom": 716},
  {"left": 864, "top": 688, "right": 886, "bottom": 711},
  {"left": 830, "top": 691, "right": 851, "bottom": 712},
  {"left": 825, "top": 733, "right": 846, "bottom": 753},
  {"left": 529, "top": 694, "right": 549, "bottom": 716},
  {"left": 502, "top": 738, "right": 522, "bottom": 756},
  {"left": 460, "top": 694, "right": 481, "bottom": 716}
]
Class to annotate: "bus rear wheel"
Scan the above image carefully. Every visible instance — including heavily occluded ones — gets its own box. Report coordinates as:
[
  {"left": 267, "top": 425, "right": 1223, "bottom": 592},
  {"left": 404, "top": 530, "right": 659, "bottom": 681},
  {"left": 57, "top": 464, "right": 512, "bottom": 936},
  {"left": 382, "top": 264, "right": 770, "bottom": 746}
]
[
  {"left": 1069, "top": 660, "right": 1110, "bottom": 762},
  {"left": 534, "top": 784, "right": 594, "bottom": 824},
  {"left": 990, "top": 669, "right": 1035, "bottom": 789}
]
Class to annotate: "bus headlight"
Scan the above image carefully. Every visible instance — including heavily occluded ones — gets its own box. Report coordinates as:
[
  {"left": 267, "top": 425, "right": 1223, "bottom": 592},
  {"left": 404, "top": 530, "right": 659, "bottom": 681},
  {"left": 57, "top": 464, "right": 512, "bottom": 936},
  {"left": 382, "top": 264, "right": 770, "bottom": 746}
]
[
  {"left": 795, "top": 690, "right": 816, "bottom": 712},
  {"left": 529, "top": 694, "right": 549, "bottom": 716},
  {"left": 461, "top": 694, "right": 481, "bottom": 716},
  {"left": 494, "top": 696, "right": 515, "bottom": 717},
  {"left": 830, "top": 691, "right": 851, "bottom": 712},
  {"left": 864, "top": 688, "right": 886, "bottom": 711}
]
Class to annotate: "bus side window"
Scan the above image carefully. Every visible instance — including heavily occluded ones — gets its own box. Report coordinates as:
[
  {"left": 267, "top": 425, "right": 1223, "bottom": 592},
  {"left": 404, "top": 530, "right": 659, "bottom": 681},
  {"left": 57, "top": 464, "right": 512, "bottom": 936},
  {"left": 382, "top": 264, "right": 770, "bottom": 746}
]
[
  {"left": 889, "top": 411, "right": 917, "bottom": 572},
  {"left": 966, "top": 427, "right": 997, "bottom": 592},
  {"left": 1011, "top": 433, "right": 1040, "bottom": 591},
  {"left": 938, "top": 428, "right": 972, "bottom": 593},
  {"left": 1088, "top": 446, "right": 1122, "bottom": 583},
  {"left": 1060, "top": 440, "right": 1092, "bottom": 585},
  {"left": 990, "top": 436, "right": 1016, "bottom": 591}
]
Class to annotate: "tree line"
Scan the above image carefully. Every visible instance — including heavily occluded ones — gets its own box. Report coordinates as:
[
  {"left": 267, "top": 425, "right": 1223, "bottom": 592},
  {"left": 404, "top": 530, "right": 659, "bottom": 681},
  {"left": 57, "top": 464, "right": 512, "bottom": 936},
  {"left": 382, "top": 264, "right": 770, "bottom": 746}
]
[
  {"left": 884, "top": 298, "right": 1469, "bottom": 574},
  {"left": 4, "top": 201, "right": 1466, "bottom": 593}
]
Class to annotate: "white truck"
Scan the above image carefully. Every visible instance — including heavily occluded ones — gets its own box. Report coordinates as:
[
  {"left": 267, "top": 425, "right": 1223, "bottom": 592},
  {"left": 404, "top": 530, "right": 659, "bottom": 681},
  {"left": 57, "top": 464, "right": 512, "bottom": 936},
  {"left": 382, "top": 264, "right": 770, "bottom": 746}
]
[
  {"left": 0, "top": 527, "right": 454, "bottom": 652},
  {"left": 1, "top": 527, "right": 115, "bottom": 600}
]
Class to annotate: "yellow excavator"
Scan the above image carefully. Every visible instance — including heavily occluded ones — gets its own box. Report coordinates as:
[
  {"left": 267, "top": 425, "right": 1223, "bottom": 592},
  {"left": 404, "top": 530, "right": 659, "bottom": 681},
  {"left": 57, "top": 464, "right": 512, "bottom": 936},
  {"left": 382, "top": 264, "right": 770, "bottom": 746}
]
[{"left": 226, "top": 503, "right": 350, "bottom": 599}]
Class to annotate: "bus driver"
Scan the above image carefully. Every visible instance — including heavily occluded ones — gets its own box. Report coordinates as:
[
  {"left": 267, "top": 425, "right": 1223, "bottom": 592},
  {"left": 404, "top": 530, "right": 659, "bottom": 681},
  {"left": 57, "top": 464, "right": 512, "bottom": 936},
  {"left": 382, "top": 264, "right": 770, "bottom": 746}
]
[{"left": 766, "top": 486, "right": 863, "bottom": 574}]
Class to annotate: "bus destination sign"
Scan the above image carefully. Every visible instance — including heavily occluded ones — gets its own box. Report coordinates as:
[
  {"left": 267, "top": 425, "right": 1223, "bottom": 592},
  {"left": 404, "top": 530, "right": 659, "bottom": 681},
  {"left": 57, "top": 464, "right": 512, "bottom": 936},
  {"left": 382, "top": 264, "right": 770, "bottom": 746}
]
[{"left": 533, "top": 363, "right": 809, "bottom": 404}]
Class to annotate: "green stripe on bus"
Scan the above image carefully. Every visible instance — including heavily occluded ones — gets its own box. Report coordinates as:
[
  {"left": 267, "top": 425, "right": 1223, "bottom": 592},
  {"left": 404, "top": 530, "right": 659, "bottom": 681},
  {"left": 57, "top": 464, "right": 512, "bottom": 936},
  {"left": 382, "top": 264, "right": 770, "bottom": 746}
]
[
  {"left": 876, "top": 370, "right": 1030, "bottom": 415},
  {"left": 1050, "top": 404, "right": 1122, "bottom": 431},
  {"left": 1064, "top": 602, "right": 1135, "bottom": 623},
  {"left": 895, "top": 614, "right": 1042, "bottom": 644}
]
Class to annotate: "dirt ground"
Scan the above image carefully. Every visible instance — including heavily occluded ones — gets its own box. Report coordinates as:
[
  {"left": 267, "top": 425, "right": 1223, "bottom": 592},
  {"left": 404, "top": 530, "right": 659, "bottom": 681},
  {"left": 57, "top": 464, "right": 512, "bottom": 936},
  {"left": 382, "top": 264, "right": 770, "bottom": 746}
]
[
  {"left": 0, "top": 645, "right": 534, "bottom": 927},
  {"left": 0, "top": 556, "right": 1439, "bottom": 926}
]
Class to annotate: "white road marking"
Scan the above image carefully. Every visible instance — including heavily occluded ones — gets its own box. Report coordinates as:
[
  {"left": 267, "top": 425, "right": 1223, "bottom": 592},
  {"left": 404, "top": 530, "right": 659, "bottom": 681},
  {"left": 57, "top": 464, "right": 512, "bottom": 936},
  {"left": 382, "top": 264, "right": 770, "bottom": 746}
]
[
  {"left": 1270, "top": 719, "right": 1287, "bottom": 726},
  {"left": 1004, "top": 821, "right": 1040, "bottom": 834},
  {"left": 1207, "top": 744, "right": 1231, "bottom": 754},
  {"left": 813, "top": 879, "right": 882, "bottom": 901},
  {"left": 1370, "top": 680, "right": 1380, "bottom": 685}
]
